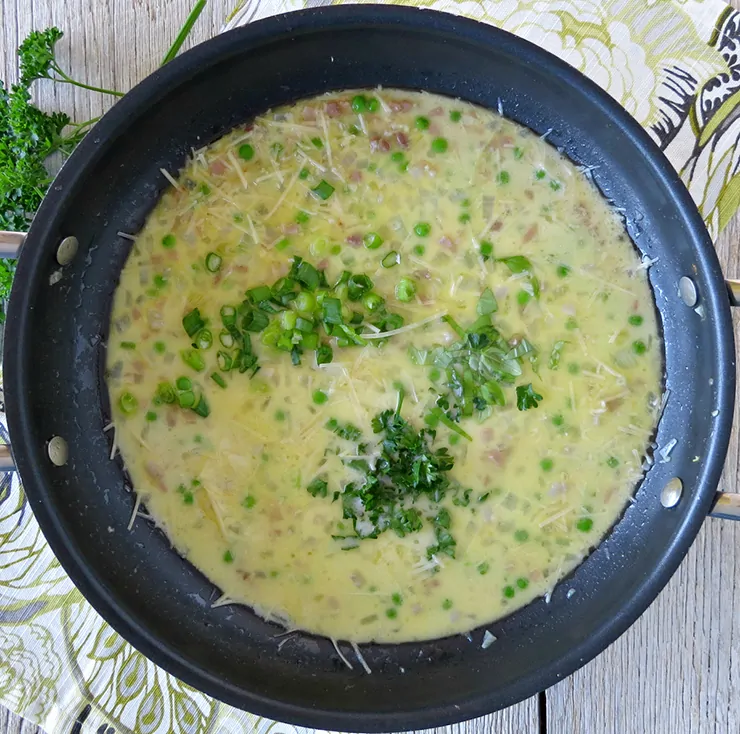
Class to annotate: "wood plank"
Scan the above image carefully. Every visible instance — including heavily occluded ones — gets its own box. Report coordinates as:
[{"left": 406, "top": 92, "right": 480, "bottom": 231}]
[{"left": 0, "top": 1, "right": 538, "bottom": 732}]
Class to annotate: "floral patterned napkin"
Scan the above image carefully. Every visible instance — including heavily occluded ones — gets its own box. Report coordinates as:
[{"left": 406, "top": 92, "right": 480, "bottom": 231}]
[{"left": 2, "top": 1, "right": 740, "bottom": 732}]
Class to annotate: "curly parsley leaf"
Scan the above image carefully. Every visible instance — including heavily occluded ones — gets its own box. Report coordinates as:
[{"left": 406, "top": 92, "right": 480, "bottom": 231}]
[{"left": 516, "top": 383, "right": 543, "bottom": 410}]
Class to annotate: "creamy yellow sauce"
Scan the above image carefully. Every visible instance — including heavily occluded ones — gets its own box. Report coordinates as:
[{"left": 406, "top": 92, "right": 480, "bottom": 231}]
[{"left": 107, "top": 90, "right": 662, "bottom": 643}]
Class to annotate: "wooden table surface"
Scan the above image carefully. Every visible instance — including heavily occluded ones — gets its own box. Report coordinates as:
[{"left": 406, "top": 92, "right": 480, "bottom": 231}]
[{"left": 2, "top": 0, "right": 740, "bottom": 732}]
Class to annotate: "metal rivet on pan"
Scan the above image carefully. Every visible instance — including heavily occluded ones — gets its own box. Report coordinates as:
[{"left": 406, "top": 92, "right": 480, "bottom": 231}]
[
  {"left": 47, "top": 436, "right": 68, "bottom": 466},
  {"left": 660, "top": 477, "right": 683, "bottom": 508},
  {"left": 56, "top": 236, "right": 78, "bottom": 266},
  {"left": 678, "top": 276, "right": 697, "bottom": 307}
]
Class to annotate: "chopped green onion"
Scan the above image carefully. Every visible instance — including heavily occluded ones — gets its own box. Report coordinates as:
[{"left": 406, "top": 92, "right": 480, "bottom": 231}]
[
  {"left": 382, "top": 251, "right": 400, "bottom": 268},
  {"left": 219, "top": 331, "right": 234, "bottom": 349},
  {"left": 217, "top": 351, "right": 233, "bottom": 371},
  {"left": 205, "top": 252, "right": 222, "bottom": 272},
  {"left": 347, "top": 274, "right": 373, "bottom": 301},
  {"left": 316, "top": 343, "right": 333, "bottom": 365},
  {"left": 312, "top": 179, "right": 335, "bottom": 200},
  {"left": 153, "top": 274, "right": 167, "bottom": 288},
  {"left": 295, "top": 316, "right": 314, "bottom": 333},
  {"left": 220, "top": 305, "right": 236, "bottom": 328},
  {"left": 242, "top": 309, "right": 269, "bottom": 332},
  {"left": 119, "top": 392, "right": 138, "bottom": 415},
  {"left": 363, "top": 232, "right": 383, "bottom": 249},
  {"left": 292, "top": 259, "right": 320, "bottom": 290},
  {"left": 238, "top": 143, "right": 254, "bottom": 160},
  {"left": 193, "top": 394, "right": 210, "bottom": 418},
  {"left": 362, "top": 292, "right": 384, "bottom": 312},
  {"left": 247, "top": 285, "right": 272, "bottom": 303},
  {"left": 322, "top": 297, "right": 343, "bottom": 324},
  {"left": 395, "top": 277, "right": 416, "bottom": 303},
  {"left": 211, "top": 372, "right": 227, "bottom": 389},
  {"left": 181, "top": 349, "right": 205, "bottom": 372},
  {"left": 196, "top": 330, "right": 213, "bottom": 350},
  {"left": 182, "top": 308, "right": 205, "bottom": 337}
]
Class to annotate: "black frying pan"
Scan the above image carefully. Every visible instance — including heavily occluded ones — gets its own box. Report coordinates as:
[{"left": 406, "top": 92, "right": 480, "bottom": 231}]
[{"left": 3, "top": 6, "right": 740, "bottom": 731}]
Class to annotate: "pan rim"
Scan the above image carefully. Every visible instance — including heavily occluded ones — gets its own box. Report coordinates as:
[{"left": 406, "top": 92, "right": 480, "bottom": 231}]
[{"left": 4, "top": 5, "right": 736, "bottom": 730}]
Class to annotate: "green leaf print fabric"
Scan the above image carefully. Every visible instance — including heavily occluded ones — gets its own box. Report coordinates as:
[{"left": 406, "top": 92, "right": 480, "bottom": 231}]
[{"left": 3, "top": 1, "right": 740, "bottom": 731}]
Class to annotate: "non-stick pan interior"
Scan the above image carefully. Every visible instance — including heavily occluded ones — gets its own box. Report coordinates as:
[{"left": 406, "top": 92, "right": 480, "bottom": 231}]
[{"left": 5, "top": 7, "right": 735, "bottom": 731}]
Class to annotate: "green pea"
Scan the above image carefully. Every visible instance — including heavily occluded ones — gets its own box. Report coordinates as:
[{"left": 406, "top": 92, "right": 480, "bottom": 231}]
[
  {"left": 351, "top": 94, "right": 367, "bottom": 112},
  {"left": 503, "top": 586, "right": 516, "bottom": 599},
  {"left": 479, "top": 241, "right": 493, "bottom": 259},
  {"left": 145, "top": 411, "right": 157, "bottom": 422},
  {"left": 238, "top": 143, "right": 254, "bottom": 161},
  {"left": 386, "top": 607, "right": 398, "bottom": 619},
  {"left": 366, "top": 97, "right": 380, "bottom": 113},
  {"left": 540, "top": 458, "right": 554, "bottom": 472},
  {"left": 576, "top": 517, "right": 593, "bottom": 532},
  {"left": 154, "top": 341, "right": 166, "bottom": 354},
  {"left": 607, "top": 456, "right": 619, "bottom": 468},
  {"left": 414, "top": 222, "right": 431, "bottom": 237},
  {"left": 633, "top": 340, "right": 647, "bottom": 354},
  {"left": 391, "top": 592, "right": 403, "bottom": 606},
  {"left": 161, "top": 234, "right": 176, "bottom": 248},
  {"left": 516, "top": 577, "right": 529, "bottom": 590},
  {"left": 442, "top": 598, "right": 453, "bottom": 610},
  {"left": 517, "top": 290, "right": 531, "bottom": 306},
  {"left": 514, "top": 529, "right": 529, "bottom": 542},
  {"left": 629, "top": 315, "right": 644, "bottom": 326},
  {"left": 449, "top": 110, "right": 462, "bottom": 122},
  {"left": 313, "top": 390, "right": 328, "bottom": 405},
  {"left": 415, "top": 115, "right": 430, "bottom": 130},
  {"left": 413, "top": 244, "right": 426, "bottom": 256},
  {"left": 557, "top": 265, "right": 570, "bottom": 277},
  {"left": 552, "top": 414, "right": 564, "bottom": 426},
  {"left": 431, "top": 137, "right": 448, "bottom": 153}
]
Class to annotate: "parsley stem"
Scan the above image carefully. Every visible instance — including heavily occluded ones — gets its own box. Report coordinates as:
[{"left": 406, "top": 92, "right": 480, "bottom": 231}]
[
  {"left": 50, "top": 64, "right": 124, "bottom": 97},
  {"left": 161, "top": 0, "right": 208, "bottom": 65}
]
